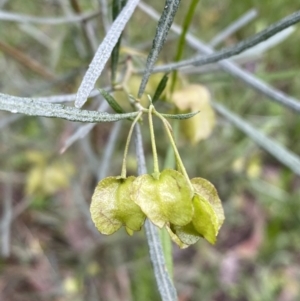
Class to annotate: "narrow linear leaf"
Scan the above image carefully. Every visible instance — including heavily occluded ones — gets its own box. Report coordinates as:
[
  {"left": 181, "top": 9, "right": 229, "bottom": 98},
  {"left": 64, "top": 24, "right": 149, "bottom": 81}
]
[
  {"left": 111, "top": 0, "right": 128, "bottom": 83},
  {"left": 139, "top": 3, "right": 300, "bottom": 113},
  {"left": 170, "top": 0, "right": 199, "bottom": 93},
  {"left": 161, "top": 110, "right": 199, "bottom": 120},
  {"left": 111, "top": 39, "right": 122, "bottom": 84},
  {"left": 152, "top": 73, "right": 169, "bottom": 103},
  {"left": 75, "top": 0, "right": 140, "bottom": 108},
  {"left": 212, "top": 101, "right": 300, "bottom": 176},
  {"left": 151, "top": 10, "right": 300, "bottom": 76},
  {"left": 0, "top": 92, "right": 138, "bottom": 123},
  {"left": 113, "top": 0, "right": 127, "bottom": 20},
  {"left": 99, "top": 89, "right": 125, "bottom": 114},
  {"left": 138, "top": 0, "right": 181, "bottom": 98}
]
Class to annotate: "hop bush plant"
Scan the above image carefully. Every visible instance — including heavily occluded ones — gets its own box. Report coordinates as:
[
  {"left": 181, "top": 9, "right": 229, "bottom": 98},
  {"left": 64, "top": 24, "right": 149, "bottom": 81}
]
[
  {"left": 1, "top": 0, "right": 300, "bottom": 300},
  {"left": 90, "top": 98, "right": 225, "bottom": 248}
]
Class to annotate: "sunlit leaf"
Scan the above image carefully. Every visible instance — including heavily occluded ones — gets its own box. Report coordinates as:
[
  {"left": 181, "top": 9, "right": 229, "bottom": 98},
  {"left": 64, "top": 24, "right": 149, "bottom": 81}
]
[
  {"left": 90, "top": 176, "right": 146, "bottom": 235},
  {"left": 131, "top": 169, "right": 193, "bottom": 228},
  {"left": 171, "top": 84, "right": 216, "bottom": 144}
]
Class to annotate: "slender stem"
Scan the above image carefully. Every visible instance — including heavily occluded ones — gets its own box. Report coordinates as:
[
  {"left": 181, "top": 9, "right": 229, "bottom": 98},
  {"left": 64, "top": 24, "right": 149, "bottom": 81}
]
[
  {"left": 121, "top": 111, "right": 143, "bottom": 178},
  {"left": 98, "top": 121, "right": 122, "bottom": 180},
  {"left": 154, "top": 110, "right": 194, "bottom": 192},
  {"left": 170, "top": 0, "right": 199, "bottom": 94},
  {"left": 148, "top": 105, "right": 160, "bottom": 175},
  {"left": 159, "top": 222, "right": 173, "bottom": 278},
  {"left": 134, "top": 124, "right": 178, "bottom": 301}
]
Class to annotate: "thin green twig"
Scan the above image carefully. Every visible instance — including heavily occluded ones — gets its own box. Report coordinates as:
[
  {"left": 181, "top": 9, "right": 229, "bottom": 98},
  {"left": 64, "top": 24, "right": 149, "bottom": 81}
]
[
  {"left": 170, "top": 0, "right": 199, "bottom": 93},
  {"left": 134, "top": 124, "right": 177, "bottom": 301}
]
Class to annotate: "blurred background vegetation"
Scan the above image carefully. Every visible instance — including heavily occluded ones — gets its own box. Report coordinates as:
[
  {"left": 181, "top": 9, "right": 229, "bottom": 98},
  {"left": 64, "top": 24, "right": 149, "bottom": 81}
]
[{"left": 0, "top": 0, "right": 300, "bottom": 300}]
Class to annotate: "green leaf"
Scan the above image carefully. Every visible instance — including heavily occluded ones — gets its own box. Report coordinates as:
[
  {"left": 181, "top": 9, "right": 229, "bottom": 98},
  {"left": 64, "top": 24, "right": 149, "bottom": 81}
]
[
  {"left": 75, "top": 0, "right": 141, "bottom": 108},
  {"left": 170, "top": 0, "right": 200, "bottom": 93},
  {"left": 191, "top": 177, "right": 225, "bottom": 230},
  {"left": 0, "top": 92, "right": 139, "bottom": 123},
  {"left": 112, "top": 0, "right": 127, "bottom": 20},
  {"left": 111, "top": 0, "right": 128, "bottom": 83},
  {"left": 99, "top": 89, "right": 125, "bottom": 114},
  {"left": 152, "top": 74, "right": 169, "bottom": 103},
  {"left": 161, "top": 111, "right": 199, "bottom": 120},
  {"left": 131, "top": 169, "right": 194, "bottom": 228},
  {"left": 90, "top": 176, "right": 146, "bottom": 235},
  {"left": 138, "top": 0, "right": 181, "bottom": 97}
]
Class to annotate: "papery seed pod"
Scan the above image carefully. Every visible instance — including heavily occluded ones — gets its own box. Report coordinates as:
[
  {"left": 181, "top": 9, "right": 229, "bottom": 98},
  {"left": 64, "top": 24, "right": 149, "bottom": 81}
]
[
  {"left": 191, "top": 177, "right": 224, "bottom": 231},
  {"left": 168, "top": 194, "right": 219, "bottom": 246},
  {"left": 168, "top": 178, "right": 224, "bottom": 246},
  {"left": 131, "top": 169, "right": 194, "bottom": 228},
  {"left": 90, "top": 176, "right": 146, "bottom": 235}
]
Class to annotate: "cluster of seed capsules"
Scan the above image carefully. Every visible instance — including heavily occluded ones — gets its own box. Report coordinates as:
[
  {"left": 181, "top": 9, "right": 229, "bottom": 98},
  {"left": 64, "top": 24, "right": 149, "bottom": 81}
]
[{"left": 90, "top": 168, "right": 224, "bottom": 248}]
